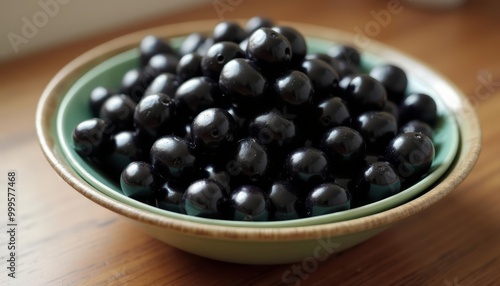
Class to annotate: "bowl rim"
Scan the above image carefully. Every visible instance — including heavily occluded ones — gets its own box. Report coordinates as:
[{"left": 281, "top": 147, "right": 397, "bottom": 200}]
[{"left": 36, "top": 19, "right": 481, "bottom": 241}]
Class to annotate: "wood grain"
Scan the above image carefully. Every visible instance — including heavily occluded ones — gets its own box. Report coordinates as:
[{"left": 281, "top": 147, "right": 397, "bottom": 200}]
[{"left": 1, "top": 0, "right": 499, "bottom": 285}]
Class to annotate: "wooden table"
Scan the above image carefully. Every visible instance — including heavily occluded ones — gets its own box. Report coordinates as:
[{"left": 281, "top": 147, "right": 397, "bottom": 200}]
[{"left": 1, "top": 0, "right": 499, "bottom": 285}]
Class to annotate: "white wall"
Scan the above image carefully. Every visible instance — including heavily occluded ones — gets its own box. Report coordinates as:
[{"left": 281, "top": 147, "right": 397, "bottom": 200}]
[{"left": 0, "top": 0, "right": 211, "bottom": 62}]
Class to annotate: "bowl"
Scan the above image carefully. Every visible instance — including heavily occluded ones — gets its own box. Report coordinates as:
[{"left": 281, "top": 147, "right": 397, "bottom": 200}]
[
  {"left": 54, "top": 33, "right": 459, "bottom": 228},
  {"left": 36, "top": 20, "right": 481, "bottom": 264}
]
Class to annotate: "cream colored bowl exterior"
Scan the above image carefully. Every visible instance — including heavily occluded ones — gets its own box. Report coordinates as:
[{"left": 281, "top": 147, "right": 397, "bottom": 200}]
[{"left": 36, "top": 20, "right": 481, "bottom": 264}]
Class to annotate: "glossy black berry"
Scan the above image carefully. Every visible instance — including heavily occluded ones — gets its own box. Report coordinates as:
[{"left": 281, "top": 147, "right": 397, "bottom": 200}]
[
  {"left": 305, "top": 53, "right": 340, "bottom": 70},
  {"left": 139, "top": 35, "right": 176, "bottom": 67},
  {"left": 399, "top": 93, "right": 438, "bottom": 126},
  {"left": 272, "top": 26, "right": 307, "bottom": 66},
  {"left": 213, "top": 21, "right": 246, "bottom": 43},
  {"left": 181, "top": 179, "right": 227, "bottom": 218},
  {"left": 150, "top": 135, "right": 196, "bottom": 181},
  {"left": 107, "top": 131, "right": 149, "bottom": 176},
  {"left": 321, "top": 126, "right": 366, "bottom": 168},
  {"left": 179, "top": 32, "right": 207, "bottom": 56},
  {"left": 120, "top": 69, "right": 147, "bottom": 102},
  {"left": 219, "top": 58, "right": 267, "bottom": 115},
  {"left": 305, "top": 183, "right": 350, "bottom": 217},
  {"left": 99, "top": 94, "right": 136, "bottom": 132},
  {"left": 300, "top": 59, "right": 339, "bottom": 100},
  {"left": 336, "top": 61, "right": 361, "bottom": 79},
  {"left": 338, "top": 74, "right": 356, "bottom": 95},
  {"left": 229, "top": 185, "right": 271, "bottom": 221},
  {"left": 345, "top": 74, "right": 387, "bottom": 115},
  {"left": 143, "top": 53, "right": 179, "bottom": 84},
  {"left": 328, "top": 44, "right": 361, "bottom": 66},
  {"left": 358, "top": 161, "right": 401, "bottom": 203},
  {"left": 274, "top": 70, "right": 313, "bottom": 114},
  {"left": 385, "top": 132, "right": 435, "bottom": 185},
  {"left": 269, "top": 180, "right": 303, "bottom": 220},
  {"left": 246, "top": 28, "right": 292, "bottom": 71},
  {"left": 198, "top": 164, "right": 231, "bottom": 195},
  {"left": 219, "top": 58, "right": 266, "bottom": 98},
  {"left": 89, "top": 87, "right": 114, "bottom": 117},
  {"left": 248, "top": 110, "right": 297, "bottom": 152},
  {"left": 120, "top": 161, "right": 156, "bottom": 201},
  {"left": 191, "top": 108, "right": 236, "bottom": 154},
  {"left": 134, "top": 93, "right": 176, "bottom": 139},
  {"left": 174, "top": 76, "right": 217, "bottom": 118},
  {"left": 201, "top": 41, "right": 245, "bottom": 80},
  {"left": 354, "top": 111, "right": 398, "bottom": 153},
  {"left": 155, "top": 180, "right": 185, "bottom": 213},
  {"left": 72, "top": 118, "right": 111, "bottom": 157},
  {"left": 311, "top": 97, "right": 351, "bottom": 136},
  {"left": 286, "top": 147, "right": 329, "bottom": 187},
  {"left": 369, "top": 64, "right": 408, "bottom": 103},
  {"left": 399, "top": 120, "right": 433, "bottom": 140},
  {"left": 245, "top": 16, "right": 274, "bottom": 35},
  {"left": 144, "top": 73, "right": 179, "bottom": 98},
  {"left": 229, "top": 138, "right": 269, "bottom": 185},
  {"left": 239, "top": 38, "right": 248, "bottom": 52},
  {"left": 176, "top": 53, "right": 203, "bottom": 82},
  {"left": 333, "top": 176, "right": 361, "bottom": 208},
  {"left": 304, "top": 53, "right": 347, "bottom": 80},
  {"left": 383, "top": 100, "right": 399, "bottom": 120}
]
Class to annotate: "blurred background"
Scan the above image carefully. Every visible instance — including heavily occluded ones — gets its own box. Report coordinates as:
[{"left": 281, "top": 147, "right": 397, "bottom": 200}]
[
  {"left": 0, "top": 0, "right": 211, "bottom": 61},
  {"left": 2, "top": 0, "right": 499, "bottom": 113},
  {"left": 0, "top": 0, "right": 490, "bottom": 62}
]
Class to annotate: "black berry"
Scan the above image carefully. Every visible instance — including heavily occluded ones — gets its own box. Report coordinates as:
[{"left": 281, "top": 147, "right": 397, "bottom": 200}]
[
  {"left": 305, "top": 183, "right": 350, "bottom": 217},
  {"left": 385, "top": 132, "right": 435, "bottom": 185},
  {"left": 229, "top": 185, "right": 271, "bottom": 221}
]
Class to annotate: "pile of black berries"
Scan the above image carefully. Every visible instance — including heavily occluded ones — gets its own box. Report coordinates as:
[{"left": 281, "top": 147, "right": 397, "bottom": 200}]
[{"left": 72, "top": 17, "right": 436, "bottom": 221}]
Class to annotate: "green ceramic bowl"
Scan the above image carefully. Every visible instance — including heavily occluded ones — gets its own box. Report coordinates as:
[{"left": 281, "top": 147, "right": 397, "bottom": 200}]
[
  {"left": 55, "top": 38, "right": 459, "bottom": 228},
  {"left": 36, "top": 20, "right": 480, "bottom": 264}
]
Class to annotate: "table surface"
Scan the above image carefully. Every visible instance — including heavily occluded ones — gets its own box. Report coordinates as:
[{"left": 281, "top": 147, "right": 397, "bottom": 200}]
[{"left": 1, "top": 0, "right": 499, "bottom": 285}]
